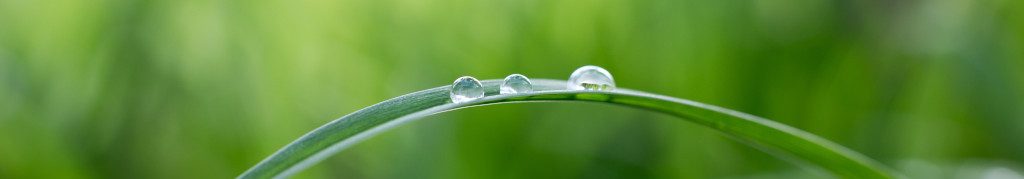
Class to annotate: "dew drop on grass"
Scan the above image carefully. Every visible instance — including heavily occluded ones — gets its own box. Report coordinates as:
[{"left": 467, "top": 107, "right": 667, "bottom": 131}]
[
  {"left": 500, "top": 74, "right": 533, "bottom": 94},
  {"left": 450, "top": 76, "right": 484, "bottom": 103},
  {"left": 568, "top": 65, "right": 615, "bottom": 91}
]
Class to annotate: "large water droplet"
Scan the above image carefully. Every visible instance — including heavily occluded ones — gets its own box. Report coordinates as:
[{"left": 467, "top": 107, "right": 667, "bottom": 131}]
[
  {"left": 500, "top": 74, "right": 533, "bottom": 94},
  {"left": 568, "top": 65, "right": 615, "bottom": 91},
  {"left": 450, "top": 76, "right": 484, "bottom": 103}
]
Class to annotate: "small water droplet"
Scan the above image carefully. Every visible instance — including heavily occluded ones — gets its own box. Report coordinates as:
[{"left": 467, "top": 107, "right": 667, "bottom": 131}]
[
  {"left": 568, "top": 65, "right": 615, "bottom": 91},
  {"left": 500, "top": 74, "right": 533, "bottom": 94},
  {"left": 450, "top": 76, "right": 484, "bottom": 103}
]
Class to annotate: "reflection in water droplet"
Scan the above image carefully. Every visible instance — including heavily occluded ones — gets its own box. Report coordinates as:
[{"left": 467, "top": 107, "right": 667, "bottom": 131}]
[
  {"left": 450, "top": 76, "right": 484, "bottom": 103},
  {"left": 567, "top": 65, "right": 615, "bottom": 91},
  {"left": 500, "top": 74, "right": 533, "bottom": 94}
]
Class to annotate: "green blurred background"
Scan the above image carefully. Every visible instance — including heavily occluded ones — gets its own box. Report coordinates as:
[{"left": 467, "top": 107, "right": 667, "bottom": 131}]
[{"left": 1, "top": 0, "right": 1023, "bottom": 178}]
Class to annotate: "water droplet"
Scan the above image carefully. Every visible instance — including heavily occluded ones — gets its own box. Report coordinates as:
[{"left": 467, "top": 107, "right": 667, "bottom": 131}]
[
  {"left": 568, "top": 65, "right": 615, "bottom": 91},
  {"left": 450, "top": 76, "right": 484, "bottom": 103},
  {"left": 500, "top": 74, "right": 533, "bottom": 94}
]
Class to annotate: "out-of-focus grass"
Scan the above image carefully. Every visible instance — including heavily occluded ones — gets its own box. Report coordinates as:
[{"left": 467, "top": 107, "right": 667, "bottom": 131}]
[{"left": 1, "top": 0, "right": 1023, "bottom": 178}]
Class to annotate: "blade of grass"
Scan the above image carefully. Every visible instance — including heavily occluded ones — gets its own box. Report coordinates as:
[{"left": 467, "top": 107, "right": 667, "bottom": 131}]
[{"left": 238, "top": 79, "right": 898, "bottom": 178}]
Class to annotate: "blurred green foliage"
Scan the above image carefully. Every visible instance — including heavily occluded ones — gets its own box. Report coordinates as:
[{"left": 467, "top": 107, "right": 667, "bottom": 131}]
[{"left": 1, "top": 0, "right": 1023, "bottom": 178}]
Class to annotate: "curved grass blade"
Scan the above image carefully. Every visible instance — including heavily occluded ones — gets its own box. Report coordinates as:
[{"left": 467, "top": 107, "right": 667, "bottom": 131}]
[{"left": 239, "top": 79, "right": 897, "bottom": 178}]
